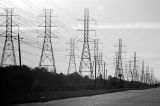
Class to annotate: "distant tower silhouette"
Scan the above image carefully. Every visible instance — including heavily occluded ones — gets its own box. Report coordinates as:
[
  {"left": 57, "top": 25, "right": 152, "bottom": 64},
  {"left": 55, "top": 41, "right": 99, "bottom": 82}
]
[
  {"left": 67, "top": 38, "right": 77, "bottom": 74},
  {"left": 38, "top": 9, "right": 57, "bottom": 73},
  {"left": 77, "top": 8, "right": 96, "bottom": 78},
  {"left": 0, "top": 8, "right": 18, "bottom": 66}
]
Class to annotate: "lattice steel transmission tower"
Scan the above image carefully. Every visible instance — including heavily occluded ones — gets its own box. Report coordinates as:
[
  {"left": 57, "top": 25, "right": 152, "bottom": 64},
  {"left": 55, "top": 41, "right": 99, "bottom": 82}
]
[
  {"left": 133, "top": 52, "right": 139, "bottom": 82},
  {"left": 77, "top": 8, "right": 96, "bottom": 78},
  {"left": 129, "top": 60, "right": 134, "bottom": 83},
  {"left": 150, "top": 68, "right": 153, "bottom": 85},
  {"left": 125, "top": 60, "right": 134, "bottom": 83},
  {"left": 38, "top": 9, "right": 57, "bottom": 73},
  {"left": 125, "top": 64, "right": 128, "bottom": 81},
  {"left": 67, "top": 38, "right": 77, "bottom": 75},
  {"left": 98, "top": 52, "right": 103, "bottom": 75},
  {"left": 93, "top": 39, "right": 100, "bottom": 77},
  {"left": 0, "top": 8, "right": 19, "bottom": 67},
  {"left": 146, "top": 65, "right": 150, "bottom": 84},
  {"left": 115, "top": 39, "right": 124, "bottom": 79},
  {"left": 114, "top": 39, "right": 126, "bottom": 87},
  {"left": 141, "top": 60, "right": 145, "bottom": 83}
]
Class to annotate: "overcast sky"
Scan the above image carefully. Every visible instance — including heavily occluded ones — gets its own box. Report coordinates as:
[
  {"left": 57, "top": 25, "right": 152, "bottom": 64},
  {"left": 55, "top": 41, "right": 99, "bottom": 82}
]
[{"left": 0, "top": 0, "right": 160, "bottom": 80}]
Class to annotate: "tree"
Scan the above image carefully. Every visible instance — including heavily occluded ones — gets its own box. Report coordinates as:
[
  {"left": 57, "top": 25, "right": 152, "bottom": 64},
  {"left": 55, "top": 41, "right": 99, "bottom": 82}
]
[{"left": 108, "top": 75, "right": 112, "bottom": 81}]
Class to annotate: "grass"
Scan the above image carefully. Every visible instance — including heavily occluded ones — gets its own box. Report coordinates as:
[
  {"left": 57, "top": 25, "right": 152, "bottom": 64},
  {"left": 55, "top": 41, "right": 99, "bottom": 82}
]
[{"left": 1, "top": 87, "right": 147, "bottom": 105}]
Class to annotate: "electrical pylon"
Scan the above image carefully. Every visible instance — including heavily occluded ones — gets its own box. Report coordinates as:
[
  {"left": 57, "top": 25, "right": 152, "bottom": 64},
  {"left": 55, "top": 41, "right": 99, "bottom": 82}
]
[
  {"left": 129, "top": 60, "right": 134, "bottom": 84},
  {"left": 114, "top": 39, "right": 126, "bottom": 87},
  {"left": 133, "top": 52, "right": 140, "bottom": 82},
  {"left": 143, "top": 69, "right": 146, "bottom": 84},
  {"left": 93, "top": 39, "right": 100, "bottom": 78},
  {"left": 115, "top": 39, "right": 124, "bottom": 79},
  {"left": 125, "top": 60, "right": 134, "bottom": 83},
  {"left": 150, "top": 68, "right": 153, "bottom": 84},
  {"left": 0, "top": 8, "right": 19, "bottom": 67},
  {"left": 38, "top": 9, "right": 57, "bottom": 73},
  {"left": 152, "top": 70, "right": 155, "bottom": 84},
  {"left": 136, "top": 65, "right": 140, "bottom": 82},
  {"left": 125, "top": 64, "right": 128, "bottom": 81},
  {"left": 67, "top": 38, "right": 77, "bottom": 75},
  {"left": 141, "top": 60, "right": 145, "bottom": 83},
  {"left": 77, "top": 8, "right": 96, "bottom": 78},
  {"left": 98, "top": 52, "right": 103, "bottom": 75},
  {"left": 146, "top": 65, "right": 149, "bottom": 84}
]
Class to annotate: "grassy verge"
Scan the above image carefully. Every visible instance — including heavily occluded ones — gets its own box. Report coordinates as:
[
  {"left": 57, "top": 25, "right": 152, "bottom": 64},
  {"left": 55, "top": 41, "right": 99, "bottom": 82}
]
[{"left": 1, "top": 87, "right": 148, "bottom": 105}]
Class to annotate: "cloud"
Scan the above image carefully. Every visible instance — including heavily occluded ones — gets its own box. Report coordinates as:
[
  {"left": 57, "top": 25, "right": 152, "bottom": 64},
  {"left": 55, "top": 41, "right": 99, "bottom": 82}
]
[{"left": 96, "top": 22, "right": 160, "bottom": 29}]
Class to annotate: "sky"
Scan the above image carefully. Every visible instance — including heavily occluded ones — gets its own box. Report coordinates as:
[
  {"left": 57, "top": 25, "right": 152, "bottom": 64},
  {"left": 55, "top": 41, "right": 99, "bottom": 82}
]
[{"left": 0, "top": 0, "right": 160, "bottom": 81}]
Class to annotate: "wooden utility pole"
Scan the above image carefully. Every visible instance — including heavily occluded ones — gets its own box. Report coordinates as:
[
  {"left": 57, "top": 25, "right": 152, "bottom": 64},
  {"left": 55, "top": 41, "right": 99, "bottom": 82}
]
[{"left": 18, "top": 33, "right": 21, "bottom": 67}]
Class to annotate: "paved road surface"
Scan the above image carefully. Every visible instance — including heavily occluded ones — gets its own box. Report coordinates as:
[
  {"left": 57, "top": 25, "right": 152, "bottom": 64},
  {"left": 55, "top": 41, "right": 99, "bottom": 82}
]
[{"left": 20, "top": 87, "right": 160, "bottom": 106}]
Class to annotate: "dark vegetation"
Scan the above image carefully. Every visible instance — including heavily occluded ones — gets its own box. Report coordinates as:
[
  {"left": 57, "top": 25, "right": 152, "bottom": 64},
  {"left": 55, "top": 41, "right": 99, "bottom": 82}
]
[{"left": 0, "top": 65, "right": 159, "bottom": 105}]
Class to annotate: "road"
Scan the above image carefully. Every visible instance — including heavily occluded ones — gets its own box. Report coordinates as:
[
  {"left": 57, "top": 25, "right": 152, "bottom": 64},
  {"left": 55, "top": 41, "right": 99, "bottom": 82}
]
[{"left": 20, "top": 87, "right": 160, "bottom": 106}]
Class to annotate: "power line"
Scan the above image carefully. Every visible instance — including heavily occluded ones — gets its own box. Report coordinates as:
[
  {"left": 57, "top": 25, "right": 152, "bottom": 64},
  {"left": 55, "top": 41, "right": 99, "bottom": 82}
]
[
  {"left": 96, "top": 26, "right": 114, "bottom": 46},
  {"left": 46, "top": 0, "right": 77, "bottom": 19},
  {"left": 21, "top": 0, "right": 42, "bottom": 14}
]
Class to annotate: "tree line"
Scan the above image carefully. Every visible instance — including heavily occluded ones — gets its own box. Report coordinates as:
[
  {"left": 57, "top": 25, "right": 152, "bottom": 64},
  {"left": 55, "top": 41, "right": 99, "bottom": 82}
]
[{"left": 0, "top": 65, "right": 159, "bottom": 94}]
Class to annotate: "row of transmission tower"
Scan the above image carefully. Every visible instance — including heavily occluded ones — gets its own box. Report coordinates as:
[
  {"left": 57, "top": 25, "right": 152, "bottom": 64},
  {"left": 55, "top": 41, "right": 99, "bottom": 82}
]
[
  {"left": 114, "top": 39, "right": 157, "bottom": 86},
  {"left": 0, "top": 8, "right": 104, "bottom": 79},
  {"left": 0, "top": 8, "right": 158, "bottom": 84}
]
